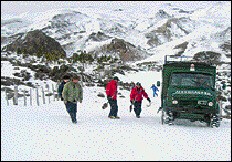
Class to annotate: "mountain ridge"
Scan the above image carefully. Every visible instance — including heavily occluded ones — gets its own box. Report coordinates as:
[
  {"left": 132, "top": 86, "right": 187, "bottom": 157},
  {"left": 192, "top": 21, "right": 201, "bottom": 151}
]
[{"left": 1, "top": 2, "right": 231, "bottom": 63}]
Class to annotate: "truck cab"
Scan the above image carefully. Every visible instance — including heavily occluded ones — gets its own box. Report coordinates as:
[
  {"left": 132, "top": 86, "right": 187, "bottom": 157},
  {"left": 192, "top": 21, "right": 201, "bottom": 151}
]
[{"left": 157, "top": 55, "right": 221, "bottom": 127}]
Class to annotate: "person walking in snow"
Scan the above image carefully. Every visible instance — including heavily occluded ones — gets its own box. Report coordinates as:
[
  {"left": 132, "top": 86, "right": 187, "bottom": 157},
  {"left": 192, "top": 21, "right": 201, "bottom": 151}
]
[
  {"left": 62, "top": 75, "right": 83, "bottom": 124},
  {"left": 151, "top": 84, "right": 159, "bottom": 97},
  {"left": 105, "top": 76, "right": 120, "bottom": 119},
  {"left": 130, "top": 82, "right": 135, "bottom": 90},
  {"left": 59, "top": 74, "right": 70, "bottom": 101},
  {"left": 130, "top": 82, "right": 151, "bottom": 118},
  {"left": 59, "top": 74, "right": 70, "bottom": 113},
  {"left": 129, "top": 82, "right": 136, "bottom": 112}
]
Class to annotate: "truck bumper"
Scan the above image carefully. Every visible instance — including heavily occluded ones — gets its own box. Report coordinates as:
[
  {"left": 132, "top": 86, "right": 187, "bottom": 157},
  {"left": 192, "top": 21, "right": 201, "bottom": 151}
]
[
  {"left": 165, "top": 107, "right": 217, "bottom": 120},
  {"left": 167, "top": 107, "right": 216, "bottom": 114}
]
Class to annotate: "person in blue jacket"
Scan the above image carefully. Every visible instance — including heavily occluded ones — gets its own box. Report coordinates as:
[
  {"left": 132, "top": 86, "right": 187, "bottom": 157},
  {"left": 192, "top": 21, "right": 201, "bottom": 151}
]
[{"left": 151, "top": 84, "right": 159, "bottom": 97}]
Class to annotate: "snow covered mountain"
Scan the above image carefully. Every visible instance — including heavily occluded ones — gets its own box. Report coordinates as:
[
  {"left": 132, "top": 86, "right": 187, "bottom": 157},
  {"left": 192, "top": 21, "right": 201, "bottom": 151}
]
[{"left": 1, "top": 1, "right": 231, "bottom": 63}]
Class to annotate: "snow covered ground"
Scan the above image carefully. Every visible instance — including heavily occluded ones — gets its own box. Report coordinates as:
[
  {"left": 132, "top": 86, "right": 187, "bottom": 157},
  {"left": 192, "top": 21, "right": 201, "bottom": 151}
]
[{"left": 1, "top": 71, "right": 231, "bottom": 161}]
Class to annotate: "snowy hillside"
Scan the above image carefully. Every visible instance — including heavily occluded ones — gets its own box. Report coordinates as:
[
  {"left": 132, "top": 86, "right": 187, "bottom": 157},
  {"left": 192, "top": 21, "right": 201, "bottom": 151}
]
[
  {"left": 1, "top": 71, "right": 231, "bottom": 161},
  {"left": 1, "top": 2, "right": 231, "bottom": 62}
]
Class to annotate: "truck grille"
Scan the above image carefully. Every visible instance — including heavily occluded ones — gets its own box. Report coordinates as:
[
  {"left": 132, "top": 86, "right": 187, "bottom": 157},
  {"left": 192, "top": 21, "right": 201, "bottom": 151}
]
[{"left": 179, "top": 100, "right": 198, "bottom": 106}]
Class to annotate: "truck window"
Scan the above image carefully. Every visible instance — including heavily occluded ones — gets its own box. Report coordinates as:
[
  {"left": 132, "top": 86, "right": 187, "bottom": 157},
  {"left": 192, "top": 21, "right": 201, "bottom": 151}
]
[{"left": 171, "top": 73, "right": 213, "bottom": 87}]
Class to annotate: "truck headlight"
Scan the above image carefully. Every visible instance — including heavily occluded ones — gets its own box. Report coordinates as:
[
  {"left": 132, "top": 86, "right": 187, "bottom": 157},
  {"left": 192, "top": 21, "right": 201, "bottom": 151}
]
[
  {"left": 172, "top": 100, "right": 178, "bottom": 104},
  {"left": 208, "top": 102, "right": 213, "bottom": 106},
  {"left": 198, "top": 100, "right": 207, "bottom": 105}
]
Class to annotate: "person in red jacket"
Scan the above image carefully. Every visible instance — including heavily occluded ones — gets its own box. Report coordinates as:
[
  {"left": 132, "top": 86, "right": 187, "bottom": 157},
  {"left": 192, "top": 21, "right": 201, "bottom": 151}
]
[
  {"left": 130, "top": 82, "right": 151, "bottom": 118},
  {"left": 105, "top": 76, "right": 120, "bottom": 119}
]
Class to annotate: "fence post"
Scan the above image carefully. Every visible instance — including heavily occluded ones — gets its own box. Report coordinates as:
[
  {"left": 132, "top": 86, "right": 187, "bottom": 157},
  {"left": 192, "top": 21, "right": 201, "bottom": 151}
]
[
  {"left": 13, "top": 85, "right": 18, "bottom": 105},
  {"left": 56, "top": 83, "right": 59, "bottom": 101},
  {"left": 42, "top": 86, "right": 45, "bottom": 104},
  {"left": 220, "top": 100, "right": 223, "bottom": 117},
  {"left": 5, "top": 88, "right": 9, "bottom": 106},
  {"left": 79, "top": 74, "right": 84, "bottom": 87},
  {"left": 52, "top": 84, "right": 55, "bottom": 101},
  {"left": 30, "top": 88, "right": 32, "bottom": 106},
  {"left": 23, "top": 88, "right": 27, "bottom": 106},
  {"left": 36, "top": 86, "right": 39, "bottom": 106},
  {"left": 48, "top": 84, "right": 51, "bottom": 104}
]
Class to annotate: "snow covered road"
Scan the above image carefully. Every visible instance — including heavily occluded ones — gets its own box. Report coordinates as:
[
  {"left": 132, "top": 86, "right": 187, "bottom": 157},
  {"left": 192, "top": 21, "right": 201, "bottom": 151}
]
[{"left": 1, "top": 82, "right": 231, "bottom": 161}]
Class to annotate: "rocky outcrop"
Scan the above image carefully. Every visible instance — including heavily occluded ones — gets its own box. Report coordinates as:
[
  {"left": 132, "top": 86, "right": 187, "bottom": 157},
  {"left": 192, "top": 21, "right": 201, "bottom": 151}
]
[
  {"left": 100, "top": 38, "right": 148, "bottom": 62},
  {"left": 5, "top": 30, "right": 66, "bottom": 58},
  {"left": 155, "top": 10, "right": 172, "bottom": 19},
  {"left": 193, "top": 51, "right": 222, "bottom": 65},
  {"left": 87, "top": 31, "right": 111, "bottom": 41},
  {"left": 145, "top": 18, "right": 193, "bottom": 47},
  {"left": 173, "top": 41, "right": 189, "bottom": 55}
]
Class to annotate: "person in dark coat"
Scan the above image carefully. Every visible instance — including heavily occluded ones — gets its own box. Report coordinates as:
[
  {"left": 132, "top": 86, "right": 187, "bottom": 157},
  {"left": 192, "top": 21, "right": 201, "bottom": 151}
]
[
  {"left": 222, "top": 83, "right": 226, "bottom": 90},
  {"left": 130, "top": 82, "right": 151, "bottom": 118},
  {"left": 59, "top": 74, "right": 70, "bottom": 113},
  {"left": 105, "top": 76, "right": 120, "bottom": 119},
  {"left": 59, "top": 75, "right": 70, "bottom": 101}
]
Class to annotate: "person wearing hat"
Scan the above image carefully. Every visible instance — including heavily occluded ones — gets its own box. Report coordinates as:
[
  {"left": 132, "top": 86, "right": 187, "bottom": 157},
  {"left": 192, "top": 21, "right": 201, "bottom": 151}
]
[
  {"left": 105, "top": 76, "right": 120, "bottom": 119},
  {"left": 130, "top": 82, "right": 151, "bottom": 118},
  {"left": 59, "top": 74, "right": 70, "bottom": 101},
  {"left": 62, "top": 75, "right": 83, "bottom": 124},
  {"left": 59, "top": 74, "right": 71, "bottom": 114}
]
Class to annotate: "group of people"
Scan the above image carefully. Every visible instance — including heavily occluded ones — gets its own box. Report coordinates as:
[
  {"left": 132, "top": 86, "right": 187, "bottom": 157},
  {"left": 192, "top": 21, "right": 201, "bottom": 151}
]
[
  {"left": 58, "top": 74, "right": 159, "bottom": 124},
  {"left": 105, "top": 77, "right": 159, "bottom": 119}
]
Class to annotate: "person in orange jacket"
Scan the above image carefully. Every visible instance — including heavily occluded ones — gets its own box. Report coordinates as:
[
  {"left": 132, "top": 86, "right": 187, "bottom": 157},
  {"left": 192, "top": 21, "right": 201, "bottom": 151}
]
[
  {"left": 105, "top": 76, "right": 120, "bottom": 119},
  {"left": 130, "top": 82, "right": 151, "bottom": 118}
]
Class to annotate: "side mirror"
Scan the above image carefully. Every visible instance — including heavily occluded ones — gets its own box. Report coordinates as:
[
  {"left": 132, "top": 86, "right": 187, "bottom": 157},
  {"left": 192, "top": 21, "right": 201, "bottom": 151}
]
[{"left": 157, "top": 81, "right": 160, "bottom": 87}]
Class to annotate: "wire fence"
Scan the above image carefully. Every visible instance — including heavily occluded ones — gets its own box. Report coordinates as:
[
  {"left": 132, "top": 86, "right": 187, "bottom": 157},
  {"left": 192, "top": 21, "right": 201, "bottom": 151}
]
[
  {"left": 4, "top": 74, "right": 84, "bottom": 107},
  {"left": 5, "top": 83, "right": 61, "bottom": 106}
]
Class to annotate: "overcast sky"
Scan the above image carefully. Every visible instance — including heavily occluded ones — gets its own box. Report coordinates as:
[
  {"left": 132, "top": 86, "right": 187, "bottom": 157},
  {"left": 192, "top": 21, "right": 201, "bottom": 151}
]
[{"left": 1, "top": 1, "right": 225, "bottom": 19}]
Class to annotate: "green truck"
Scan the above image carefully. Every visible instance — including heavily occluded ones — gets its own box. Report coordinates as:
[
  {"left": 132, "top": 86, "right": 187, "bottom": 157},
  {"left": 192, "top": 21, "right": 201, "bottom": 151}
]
[{"left": 157, "top": 55, "right": 222, "bottom": 127}]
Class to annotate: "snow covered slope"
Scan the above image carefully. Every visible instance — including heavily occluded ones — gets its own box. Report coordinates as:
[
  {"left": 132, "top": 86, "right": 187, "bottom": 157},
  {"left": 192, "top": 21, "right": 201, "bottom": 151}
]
[{"left": 1, "top": 71, "right": 231, "bottom": 161}]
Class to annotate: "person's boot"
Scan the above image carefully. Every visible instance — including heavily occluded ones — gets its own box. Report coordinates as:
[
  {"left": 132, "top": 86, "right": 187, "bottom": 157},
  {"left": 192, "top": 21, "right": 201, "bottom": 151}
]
[
  {"left": 129, "top": 105, "right": 132, "bottom": 112},
  {"left": 136, "top": 115, "right": 140, "bottom": 118},
  {"left": 108, "top": 116, "right": 116, "bottom": 119},
  {"left": 70, "top": 113, "right": 77, "bottom": 124}
]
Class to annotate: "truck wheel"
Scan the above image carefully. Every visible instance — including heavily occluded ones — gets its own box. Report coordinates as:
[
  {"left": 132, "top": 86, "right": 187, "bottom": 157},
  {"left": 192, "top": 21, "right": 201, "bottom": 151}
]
[
  {"left": 213, "top": 114, "right": 221, "bottom": 127},
  {"left": 190, "top": 119, "right": 195, "bottom": 122},
  {"left": 205, "top": 116, "right": 211, "bottom": 127}
]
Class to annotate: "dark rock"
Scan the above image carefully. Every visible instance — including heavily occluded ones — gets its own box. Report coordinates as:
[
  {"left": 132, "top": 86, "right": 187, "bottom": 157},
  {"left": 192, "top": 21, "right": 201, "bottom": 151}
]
[
  {"left": 85, "top": 83, "right": 95, "bottom": 87},
  {"left": 100, "top": 38, "right": 148, "bottom": 62},
  {"left": 193, "top": 51, "right": 221, "bottom": 65},
  {"left": 97, "top": 92, "right": 105, "bottom": 97},
  {"left": 5, "top": 30, "right": 66, "bottom": 59},
  {"left": 87, "top": 31, "right": 110, "bottom": 41},
  {"left": 1, "top": 87, "right": 13, "bottom": 93}
]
